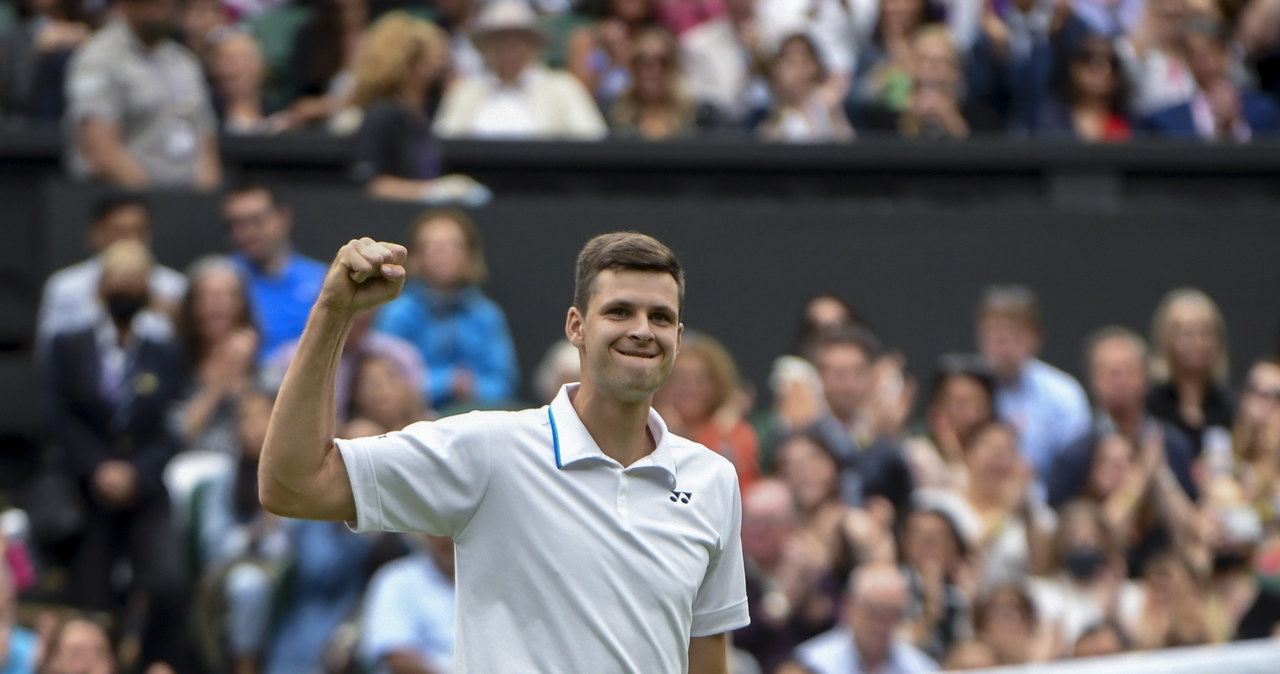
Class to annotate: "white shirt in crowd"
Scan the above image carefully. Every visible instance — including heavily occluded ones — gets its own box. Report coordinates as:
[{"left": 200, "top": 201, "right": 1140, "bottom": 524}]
[
  {"left": 336, "top": 383, "right": 750, "bottom": 673},
  {"left": 37, "top": 256, "right": 186, "bottom": 346}
]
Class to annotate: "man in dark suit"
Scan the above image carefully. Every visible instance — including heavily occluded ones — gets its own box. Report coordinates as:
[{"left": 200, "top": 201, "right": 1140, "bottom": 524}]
[
  {"left": 1143, "top": 17, "right": 1280, "bottom": 141},
  {"left": 46, "top": 239, "right": 188, "bottom": 670}
]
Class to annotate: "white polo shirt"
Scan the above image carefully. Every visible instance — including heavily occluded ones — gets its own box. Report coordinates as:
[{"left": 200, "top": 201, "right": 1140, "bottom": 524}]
[{"left": 336, "top": 383, "right": 750, "bottom": 673}]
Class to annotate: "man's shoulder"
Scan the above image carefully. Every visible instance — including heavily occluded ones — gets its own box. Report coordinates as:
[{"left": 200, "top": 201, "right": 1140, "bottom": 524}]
[
  {"left": 795, "top": 626, "right": 854, "bottom": 668},
  {"left": 667, "top": 433, "right": 739, "bottom": 484},
  {"left": 1027, "top": 359, "right": 1086, "bottom": 397},
  {"left": 890, "top": 638, "right": 940, "bottom": 672},
  {"left": 290, "top": 254, "right": 329, "bottom": 278},
  {"left": 44, "top": 258, "right": 97, "bottom": 294}
]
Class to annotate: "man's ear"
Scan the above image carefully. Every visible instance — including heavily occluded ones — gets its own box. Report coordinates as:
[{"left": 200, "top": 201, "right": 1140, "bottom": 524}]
[
  {"left": 566, "top": 307, "right": 585, "bottom": 348},
  {"left": 674, "top": 322, "right": 683, "bottom": 358}
]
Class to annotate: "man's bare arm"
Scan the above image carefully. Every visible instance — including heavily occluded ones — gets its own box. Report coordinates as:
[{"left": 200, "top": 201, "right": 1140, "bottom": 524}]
[
  {"left": 688, "top": 633, "right": 729, "bottom": 674},
  {"left": 258, "top": 237, "right": 407, "bottom": 521},
  {"left": 78, "top": 119, "right": 148, "bottom": 188}
]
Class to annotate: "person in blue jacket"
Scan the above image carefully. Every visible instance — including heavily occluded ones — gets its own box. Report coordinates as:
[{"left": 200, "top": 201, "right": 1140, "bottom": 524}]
[{"left": 374, "top": 209, "right": 518, "bottom": 409}]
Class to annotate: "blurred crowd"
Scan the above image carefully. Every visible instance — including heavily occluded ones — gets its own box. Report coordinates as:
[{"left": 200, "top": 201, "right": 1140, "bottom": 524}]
[
  {"left": 1, "top": 186, "right": 1279, "bottom": 674},
  {"left": 2, "top": 0, "right": 1280, "bottom": 196}
]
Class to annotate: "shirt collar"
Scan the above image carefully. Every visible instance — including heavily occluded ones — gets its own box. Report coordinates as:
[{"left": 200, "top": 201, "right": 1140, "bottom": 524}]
[
  {"left": 546, "top": 383, "right": 677, "bottom": 484},
  {"left": 482, "top": 64, "right": 544, "bottom": 92}
]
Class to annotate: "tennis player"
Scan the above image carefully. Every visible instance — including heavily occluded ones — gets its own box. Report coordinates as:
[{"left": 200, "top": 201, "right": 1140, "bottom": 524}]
[{"left": 259, "top": 232, "right": 750, "bottom": 672}]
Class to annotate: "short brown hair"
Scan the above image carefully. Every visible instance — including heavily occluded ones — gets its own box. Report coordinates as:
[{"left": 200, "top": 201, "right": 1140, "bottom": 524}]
[
  {"left": 407, "top": 209, "right": 488, "bottom": 286},
  {"left": 573, "top": 232, "right": 684, "bottom": 317},
  {"left": 977, "top": 284, "right": 1041, "bottom": 332}
]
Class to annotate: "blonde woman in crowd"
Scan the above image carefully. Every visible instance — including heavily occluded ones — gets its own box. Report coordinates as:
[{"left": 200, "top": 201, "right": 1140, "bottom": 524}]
[
  {"left": 1231, "top": 357, "right": 1280, "bottom": 522},
  {"left": 1147, "top": 287, "right": 1235, "bottom": 453},
  {"left": 656, "top": 331, "right": 760, "bottom": 490}
]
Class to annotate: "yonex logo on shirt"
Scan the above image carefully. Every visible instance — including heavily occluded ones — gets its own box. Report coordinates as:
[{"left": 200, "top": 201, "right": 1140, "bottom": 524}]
[{"left": 669, "top": 490, "right": 693, "bottom": 504}]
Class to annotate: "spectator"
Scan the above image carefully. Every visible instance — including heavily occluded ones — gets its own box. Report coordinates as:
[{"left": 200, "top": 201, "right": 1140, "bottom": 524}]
[
  {"left": 1147, "top": 288, "right": 1235, "bottom": 452},
  {"left": 532, "top": 339, "right": 580, "bottom": 405},
  {"left": 263, "top": 309, "right": 425, "bottom": 425},
  {"left": 757, "top": 32, "right": 854, "bottom": 142},
  {"left": 773, "top": 431, "right": 895, "bottom": 590},
  {"left": 208, "top": 29, "right": 288, "bottom": 134},
  {"left": 262, "top": 521, "right": 378, "bottom": 674},
  {"left": 656, "top": 331, "right": 760, "bottom": 490},
  {"left": 1124, "top": 549, "right": 1211, "bottom": 649},
  {"left": 1033, "top": 34, "right": 1133, "bottom": 142},
  {"left": 1048, "top": 327, "right": 1198, "bottom": 509},
  {"left": 793, "top": 293, "right": 865, "bottom": 355},
  {"left": 609, "top": 26, "right": 704, "bottom": 140},
  {"left": 899, "top": 506, "right": 974, "bottom": 662},
  {"left": 848, "top": 0, "right": 936, "bottom": 113},
  {"left": 1144, "top": 18, "right": 1280, "bottom": 140},
  {"left": 434, "top": 1, "right": 608, "bottom": 140},
  {"left": 734, "top": 479, "right": 842, "bottom": 674},
  {"left": 779, "top": 563, "right": 938, "bottom": 674},
  {"left": 650, "top": 0, "right": 749, "bottom": 120},
  {"left": 373, "top": 209, "right": 518, "bottom": 410},
  {"left": 932, "top": 422, "right": 1054, "bottom": 590},
  {"left": 567, "top": 0, "right": 657, "bottom": 111},
  {"left": 973, "top": 584, "right": 1052, "bottom": 664},
  {"left": 0, "top": 0, "right": 89, "bottom": 120},
  {"left": 346, "top": 353, "right": 428, "bottom": 435},
  {"left": 0, "top": 561, "right": 38, "bottom": 674},
  {"left": 905, "top": 353, "right": 997, "bottom": 491},
  {"left": 1230, "top": 357, "right": 1280, "bottom": 516},
  {"left": 974, "top": 284, "right": 1090, "bottom": 486},
  {"left": 757, "top": 0, "right": 859, "bottom": 105},
  {"left": 349, "top": 12, "right": 490, "bottom": 204},
  {"left": 788, "top": 327, "right": 916, "bottom": 514},
  {"left": 45, "top": 240, "right": 188, "bottom": 671},
  {"left": 858, "top": 26, "right": 1003, "bottom": 139},
  {"left": 1073, "top": 0, "right": 1145, "bottom": 39},
  {"left": 358, "top": 534, "right": 457, "bottom": 674},
  {"left": 165, "top": 256, "right": 257, "bottom": 517},
  {"left": 36, "top": 194, "right": 186, "bottom": 347},
  {"left": 38, "top": 614, "right": 116, "bottom": 674},
  {"left": 969, "top": 0, "right": 1087, "bottom": 132},
  {"left": 1071, "top": 620, "right": 1129, "bottom": 657},
  {"left": 193, "top": 389, "right": 290, "bottom": 674},
  {"left": 1028, "top": 500, "right": 1141, "bottom": 651},
  {"left": 65, "top": 0, "right": 220, "bottom": 189},
  {"left": 222, "top": 184, "right": 326, "bottom": 361},
  {"left": 1119, "top": 0, "right": 1195, "bottom": 117}
]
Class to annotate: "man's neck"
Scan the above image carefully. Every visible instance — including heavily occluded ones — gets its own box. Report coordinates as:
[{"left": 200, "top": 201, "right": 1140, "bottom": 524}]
[
  {"left": 1108, "top": 405, "right": 1144, "bottom": 439},
  {"left": 571, "top": 381, "right": 655, "bottom": 467}
]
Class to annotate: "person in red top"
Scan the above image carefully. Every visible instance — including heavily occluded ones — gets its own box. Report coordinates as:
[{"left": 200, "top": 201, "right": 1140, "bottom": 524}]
[
  {"left": 657, "top": 331, "right": 761, "bottom": 491},
  {"left": 1034, "top": 35, "right": 1132, "bottom": 142}
]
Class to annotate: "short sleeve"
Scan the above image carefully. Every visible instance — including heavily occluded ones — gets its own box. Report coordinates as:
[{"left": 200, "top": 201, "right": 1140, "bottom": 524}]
[
  {"left": 336, "top": 413, "right": 493, "bottom": 537},
  {"left": 67, "top": 56, "right": 123, "bottom": 123},
  {"left": 690, "top": 469, "right": 750, "bottom": 637}
]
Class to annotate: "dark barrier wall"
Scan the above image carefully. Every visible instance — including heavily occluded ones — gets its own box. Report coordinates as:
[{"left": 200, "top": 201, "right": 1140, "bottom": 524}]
[{"left": 37, "top": 182, "right": 1280, "bottom": 408}]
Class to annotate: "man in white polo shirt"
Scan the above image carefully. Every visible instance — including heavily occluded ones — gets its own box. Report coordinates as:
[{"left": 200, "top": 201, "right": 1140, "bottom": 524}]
[{"left": 259, "top": 232, "right": 749, "bottom": 673}]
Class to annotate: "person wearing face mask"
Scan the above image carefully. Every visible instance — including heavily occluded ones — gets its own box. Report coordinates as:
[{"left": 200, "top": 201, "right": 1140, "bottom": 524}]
[
  {"left": 45, "top": 240, "right": 190, "bottom": 672},
  {"left": 65, "top": 0, "right": 220, "bottom": 189}
]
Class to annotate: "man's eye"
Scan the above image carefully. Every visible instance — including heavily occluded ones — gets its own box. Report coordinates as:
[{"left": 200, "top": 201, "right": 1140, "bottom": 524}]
[{"left": 651, "top": 314, "right": 670, "bottom": 323}]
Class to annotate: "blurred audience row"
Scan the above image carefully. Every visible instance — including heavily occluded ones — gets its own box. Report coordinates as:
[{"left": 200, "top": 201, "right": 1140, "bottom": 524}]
[
  {"left": 3, "top": 0, "right": 1280, "bottom": 195},
  {"left": 2, "top": 186, "right": 1279, "bottom": 673}
]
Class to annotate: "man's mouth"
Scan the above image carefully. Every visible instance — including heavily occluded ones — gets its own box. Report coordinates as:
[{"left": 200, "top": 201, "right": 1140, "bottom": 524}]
[{"left": 615, "top": 348, "right": 658, "bottom": 359}]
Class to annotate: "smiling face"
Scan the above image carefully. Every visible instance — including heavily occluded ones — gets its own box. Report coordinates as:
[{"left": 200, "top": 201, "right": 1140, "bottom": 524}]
[{"left": 567, "top": 268, "right": 683, "bottom": 405}]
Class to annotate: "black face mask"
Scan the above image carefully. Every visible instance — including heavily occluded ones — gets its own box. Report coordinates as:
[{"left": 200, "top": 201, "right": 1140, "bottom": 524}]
[
  {"left": 1063, "top": 548, "right": 1105, "bottom": 581},
  {"left": 105, "top": 292, "right": 148, "bottom": 327},
  {"left": 1212, "top": 550, "right": 1251, "bottom": 575}
]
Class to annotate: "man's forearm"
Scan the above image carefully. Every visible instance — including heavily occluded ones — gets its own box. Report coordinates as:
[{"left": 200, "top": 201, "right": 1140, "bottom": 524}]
[
  {"left": 259, "top": 305, "right": 354, "bottom": 519},
  {"left": 78, "top": 120, "right": 148, "bottom": 188}
]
